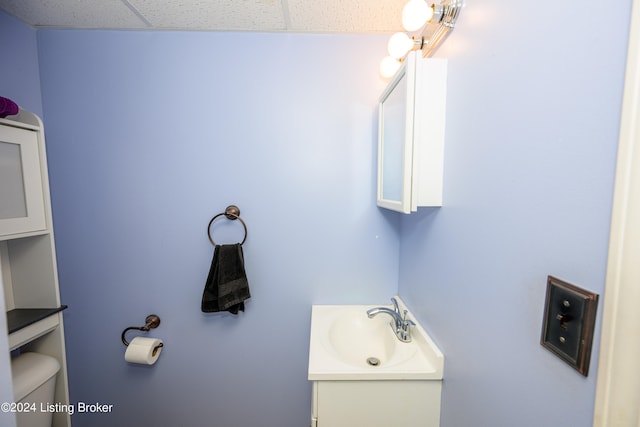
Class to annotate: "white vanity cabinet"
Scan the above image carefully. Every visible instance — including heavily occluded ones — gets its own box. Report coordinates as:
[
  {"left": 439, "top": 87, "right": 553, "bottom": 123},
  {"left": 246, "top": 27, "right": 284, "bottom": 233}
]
[
  {"left": 311, "top": 380, "right": 442, "bottom": 427},
  {"left": 0, "top": 111, "right": 71, "bottom": 427},
  {"left": 308, "top": 302, "right": 444, "bottom": 427},
  {"left": 377, "top": 52, "right": 447, "bottom": 214}
]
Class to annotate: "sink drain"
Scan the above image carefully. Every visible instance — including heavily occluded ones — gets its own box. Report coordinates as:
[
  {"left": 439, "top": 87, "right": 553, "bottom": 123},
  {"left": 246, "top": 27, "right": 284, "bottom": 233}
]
[{"left": 366, "top": 357, "right": 381, "bottom": 366}]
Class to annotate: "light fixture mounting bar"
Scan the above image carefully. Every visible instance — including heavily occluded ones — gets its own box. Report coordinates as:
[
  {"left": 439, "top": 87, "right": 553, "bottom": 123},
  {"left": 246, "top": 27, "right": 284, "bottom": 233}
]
[{"left": 420, "top": 0, "right": 463, "bottom": 57}]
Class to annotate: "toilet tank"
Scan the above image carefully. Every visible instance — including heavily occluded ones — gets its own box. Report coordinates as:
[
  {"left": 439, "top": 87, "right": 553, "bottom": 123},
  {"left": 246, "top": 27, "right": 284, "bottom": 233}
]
[{"left": 11, "top": 352, "right": 60, "bottom": 427}]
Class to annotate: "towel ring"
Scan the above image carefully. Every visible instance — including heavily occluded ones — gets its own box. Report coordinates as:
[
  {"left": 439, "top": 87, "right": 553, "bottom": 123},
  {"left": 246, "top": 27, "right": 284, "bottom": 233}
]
[{"left": 208, "top": 205, "right": 247, "bottom": 246}]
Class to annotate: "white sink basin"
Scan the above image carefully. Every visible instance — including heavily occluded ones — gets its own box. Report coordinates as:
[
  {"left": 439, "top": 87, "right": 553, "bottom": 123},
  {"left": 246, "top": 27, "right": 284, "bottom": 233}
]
[{"left": 308, "top": 297, "right": 444, "bottom": 380}]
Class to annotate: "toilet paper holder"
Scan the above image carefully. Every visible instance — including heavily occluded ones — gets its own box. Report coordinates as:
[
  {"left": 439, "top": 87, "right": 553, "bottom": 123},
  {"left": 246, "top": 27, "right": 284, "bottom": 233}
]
[{"left": 121, "top": 314, "right": 164, "bottom": 355}]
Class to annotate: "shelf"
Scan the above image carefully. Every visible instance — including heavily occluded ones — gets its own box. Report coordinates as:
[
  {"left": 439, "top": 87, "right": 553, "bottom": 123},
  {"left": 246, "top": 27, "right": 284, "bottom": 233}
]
[
  {"left": 7, "top": 306, "right": 67, "bottom": 333},
  {"left": 7, "top": 306, "right": 67, "bottom": 350}
]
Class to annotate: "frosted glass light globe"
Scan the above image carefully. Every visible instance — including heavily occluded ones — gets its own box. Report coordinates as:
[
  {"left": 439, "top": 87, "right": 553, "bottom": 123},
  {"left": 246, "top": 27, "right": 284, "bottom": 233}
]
[
  {"left": 387, "top": 32, "right": 414, "bottom": 59},
  {"left": 402, "top": 0, "right": 434, "bottom": 32},
  {"left": 380, "top": 56, "right": 401, "bottom": 78}
]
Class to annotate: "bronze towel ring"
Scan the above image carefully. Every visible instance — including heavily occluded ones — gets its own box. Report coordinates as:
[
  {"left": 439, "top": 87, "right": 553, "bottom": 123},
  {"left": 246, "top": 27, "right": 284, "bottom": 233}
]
[{"left": 208, "top": 205, "right": 247, "bottom": 246}]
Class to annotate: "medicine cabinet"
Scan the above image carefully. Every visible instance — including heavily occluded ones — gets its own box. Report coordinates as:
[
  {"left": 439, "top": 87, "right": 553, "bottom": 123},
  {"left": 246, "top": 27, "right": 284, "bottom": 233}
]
[{"left": 377, "top": 52, "right": 447, "bottom": 214}]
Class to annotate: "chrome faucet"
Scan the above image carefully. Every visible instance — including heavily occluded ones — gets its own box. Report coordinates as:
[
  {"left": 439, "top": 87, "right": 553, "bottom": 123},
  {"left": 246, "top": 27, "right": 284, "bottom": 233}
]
[{"left": 366, "top": 297, "right": 416, "bottom": 343}]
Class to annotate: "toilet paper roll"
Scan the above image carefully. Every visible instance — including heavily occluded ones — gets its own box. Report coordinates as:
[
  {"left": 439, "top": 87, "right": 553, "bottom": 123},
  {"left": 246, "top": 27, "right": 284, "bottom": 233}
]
[{"left": 124, "top": 337, "right": 163, "bottom": 365}]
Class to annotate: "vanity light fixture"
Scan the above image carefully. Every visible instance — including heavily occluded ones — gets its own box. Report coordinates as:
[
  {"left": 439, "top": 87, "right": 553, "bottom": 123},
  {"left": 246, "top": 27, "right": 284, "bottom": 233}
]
[
  {"left": 380, "top": 0, "right": 463, "bottom": 77},
  {"left": 403, "top": 0, "right": 436, "bottom": 31}
]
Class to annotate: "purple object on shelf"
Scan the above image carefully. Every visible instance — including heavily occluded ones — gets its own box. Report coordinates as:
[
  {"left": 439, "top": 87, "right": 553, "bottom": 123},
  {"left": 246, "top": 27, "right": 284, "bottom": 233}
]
[{"left": 0, "top": 96, "right": 19, "bottom": 118}]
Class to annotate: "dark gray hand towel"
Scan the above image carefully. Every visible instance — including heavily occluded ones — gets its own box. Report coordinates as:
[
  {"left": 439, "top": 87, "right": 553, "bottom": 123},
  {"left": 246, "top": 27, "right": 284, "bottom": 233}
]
[{"left": 201, "top": 243, "right": 250, "bottom": 314}]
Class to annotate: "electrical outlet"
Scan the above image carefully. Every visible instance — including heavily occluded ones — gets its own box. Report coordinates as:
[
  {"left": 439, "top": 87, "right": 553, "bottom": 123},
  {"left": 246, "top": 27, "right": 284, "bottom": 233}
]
[{"left": 540, "top": 276, "right": 598, "bottom": 376}]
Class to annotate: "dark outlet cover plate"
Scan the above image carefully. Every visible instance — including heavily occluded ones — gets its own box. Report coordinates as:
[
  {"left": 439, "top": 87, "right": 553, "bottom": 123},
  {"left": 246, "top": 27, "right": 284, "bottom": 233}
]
[{"left": 540, "top": 276, "right": 599, "bottom": 376}]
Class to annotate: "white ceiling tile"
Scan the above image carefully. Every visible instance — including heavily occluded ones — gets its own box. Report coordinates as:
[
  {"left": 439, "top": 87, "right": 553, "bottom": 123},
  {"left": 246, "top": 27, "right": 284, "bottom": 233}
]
[
  {"left": 129, "top": 0, "right": 287, "bottom": 31},
  {"left": 0, "top": 0, "right": 148, "bottom": 29},
  {"left": 0, "top": 0, "right": 404, "bottom": 33},
  {"left": 286, "top": 0, "right": 405, "bottom": 33}
]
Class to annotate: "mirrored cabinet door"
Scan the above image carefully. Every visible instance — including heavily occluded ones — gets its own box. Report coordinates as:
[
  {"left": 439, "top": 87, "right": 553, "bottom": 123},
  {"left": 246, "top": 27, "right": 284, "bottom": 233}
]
[
  {"left": 0, "top": 122, "right": 46, "bottom": 238},
  {"left": 377, "top": 56, "right": 416, "bottom": 213},
  {"left": 377, "top": 53, "right": 447, "bottom": 214}
]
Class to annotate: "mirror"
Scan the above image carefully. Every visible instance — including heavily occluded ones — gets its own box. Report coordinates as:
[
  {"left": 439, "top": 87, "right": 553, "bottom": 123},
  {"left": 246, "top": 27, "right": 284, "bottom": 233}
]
[
  {"left": 376, "top": 52, "right": 447, "bottom": 214},
  {"left": 377, "top": 53, "right": 418, "bottom": 214}
]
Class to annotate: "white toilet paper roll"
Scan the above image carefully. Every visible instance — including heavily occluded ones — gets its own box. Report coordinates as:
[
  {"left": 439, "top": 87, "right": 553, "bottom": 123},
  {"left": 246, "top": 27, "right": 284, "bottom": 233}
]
[{"left": 124, "top": 337, "right": 163, "bottom": 365}]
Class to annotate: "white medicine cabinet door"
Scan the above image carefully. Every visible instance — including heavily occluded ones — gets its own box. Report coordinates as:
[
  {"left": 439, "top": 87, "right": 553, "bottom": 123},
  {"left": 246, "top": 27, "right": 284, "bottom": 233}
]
[
  {"left": 377, "top": 54, "right": 416, "bottom": 214},
  {"left": 0, "top": 122, "right": 46, "bottom": 238},
  {"left": 377, "top": 52, "right": 447, "bottom": 214}
]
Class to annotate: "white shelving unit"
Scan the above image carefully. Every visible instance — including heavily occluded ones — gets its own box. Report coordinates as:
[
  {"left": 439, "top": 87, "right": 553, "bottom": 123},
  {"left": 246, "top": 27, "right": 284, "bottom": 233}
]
[{"left": 0, "top": 109, "right": 70, "bottom": 427}]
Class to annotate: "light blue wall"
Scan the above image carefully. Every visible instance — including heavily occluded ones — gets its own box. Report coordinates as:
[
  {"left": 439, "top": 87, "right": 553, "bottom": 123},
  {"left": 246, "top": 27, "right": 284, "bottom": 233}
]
[
  {"left": 397, "top": 0, "right": 632, "bottom": 426},
  {"left": 0, "top": 9, "right": 43, "bottom": 422},
  {"left": 0, "top": 10, "right": 43, "bottom": 117},
  {"left": 36, "top": 29, "right": 398, "bottom": 426}
]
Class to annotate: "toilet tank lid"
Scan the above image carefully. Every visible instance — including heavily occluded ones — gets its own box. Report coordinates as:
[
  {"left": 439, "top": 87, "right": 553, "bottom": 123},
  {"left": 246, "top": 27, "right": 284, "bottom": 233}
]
[{"left": 11, "top": 352, "right": 61, "bottom": 402}]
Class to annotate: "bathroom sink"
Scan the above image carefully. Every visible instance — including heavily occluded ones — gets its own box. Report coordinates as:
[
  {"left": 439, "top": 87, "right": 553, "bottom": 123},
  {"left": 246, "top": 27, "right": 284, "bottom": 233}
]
[{"left": 308, "top": 297, "right": 444, "bottom": 380}]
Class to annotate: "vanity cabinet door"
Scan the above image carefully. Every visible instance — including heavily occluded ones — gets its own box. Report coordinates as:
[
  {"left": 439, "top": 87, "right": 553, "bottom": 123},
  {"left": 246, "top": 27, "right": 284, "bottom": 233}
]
[
  {"left": 313, "top": 380, "right": 441, "bottom": 427},
  {"left": 0, "top": 123, "right": 46, "bottom": 238}
]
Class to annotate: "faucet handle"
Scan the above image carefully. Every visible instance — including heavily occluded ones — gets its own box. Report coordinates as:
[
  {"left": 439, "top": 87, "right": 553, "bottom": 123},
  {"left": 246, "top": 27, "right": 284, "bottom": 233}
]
[
  {"left": 399, "top": 310, "right": 415, "bottom": 342},
  {"left": 402, "top": 310, "right": 416, "bottom": 327}
]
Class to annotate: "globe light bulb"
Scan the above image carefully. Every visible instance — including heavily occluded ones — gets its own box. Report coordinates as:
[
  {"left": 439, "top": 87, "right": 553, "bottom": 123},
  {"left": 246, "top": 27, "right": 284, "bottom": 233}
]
[
  {"left": 402, "top": 0, "right": 434, "bottom": 32},
  {"left": 379, "top": 56, "right": 401, "bottom": 78},
  {"left": 387, "top": 32, "right": 414, "bottom": 59}
]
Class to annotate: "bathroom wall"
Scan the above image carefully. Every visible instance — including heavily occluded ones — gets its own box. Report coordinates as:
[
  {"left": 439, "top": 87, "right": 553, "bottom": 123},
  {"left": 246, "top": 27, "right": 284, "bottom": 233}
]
[
  {"left": 0, "top": 9, "right": 44, "bottom": 418},
  {"left": 0, "top": 10, "right": 43, "bottom": 117},
  {"left": 397, "top": 0, "right": 633, "bottom": 426},
  {"left": 35, "top": 30, "right": 397, "bottom": 426}
]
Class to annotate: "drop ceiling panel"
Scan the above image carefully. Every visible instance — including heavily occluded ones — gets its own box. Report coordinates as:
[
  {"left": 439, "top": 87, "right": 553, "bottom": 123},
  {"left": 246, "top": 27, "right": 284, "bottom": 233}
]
[
  {"left": 129, "top": 0, "right": 287, "bottom": 31},
  {"left": 287, "top": 0, "right": 405, "bottom": 33},
  {"left": 0, "top": 0, "right": 147, "bottom": 29},
  {"left": 0, "top": 0, "right": 405, "bottom": 33}
]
